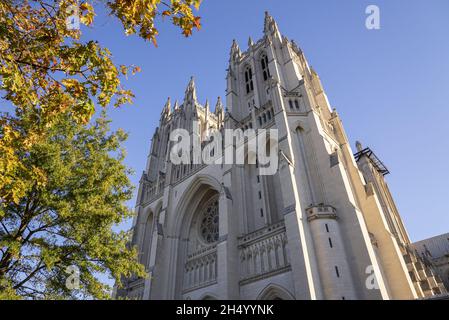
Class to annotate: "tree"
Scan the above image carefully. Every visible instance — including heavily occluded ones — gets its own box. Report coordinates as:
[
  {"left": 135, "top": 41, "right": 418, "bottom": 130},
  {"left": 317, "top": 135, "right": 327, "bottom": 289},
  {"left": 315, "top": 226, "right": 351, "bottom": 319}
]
[
  {"left": 0, "top": 111, "right": 146, "bottom": 299},
  {"left": 0, "top": 0, "right": 202, "bottom": 298},
  {"left": 0, "top": 0, "right": 202, "bottom": 208}
]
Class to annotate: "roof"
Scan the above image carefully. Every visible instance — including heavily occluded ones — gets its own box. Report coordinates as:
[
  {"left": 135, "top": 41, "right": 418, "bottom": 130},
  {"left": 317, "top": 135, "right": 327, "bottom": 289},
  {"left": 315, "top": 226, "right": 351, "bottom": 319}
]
[{"left": 413, "top": 233, "right": 449, "bottom": 259}]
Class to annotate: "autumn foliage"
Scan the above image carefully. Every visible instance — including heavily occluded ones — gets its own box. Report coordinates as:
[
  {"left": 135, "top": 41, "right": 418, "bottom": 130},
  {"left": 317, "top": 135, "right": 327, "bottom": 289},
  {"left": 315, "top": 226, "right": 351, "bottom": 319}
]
[{"left": 0, "top": 0, "right": 202, "bottom": 299}]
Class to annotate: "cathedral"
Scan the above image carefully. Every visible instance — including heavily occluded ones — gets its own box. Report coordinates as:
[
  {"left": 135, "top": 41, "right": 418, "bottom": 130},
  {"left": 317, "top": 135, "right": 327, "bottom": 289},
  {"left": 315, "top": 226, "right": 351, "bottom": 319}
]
[{"left": 116, "top": 13, "right": 447, "bottom": 300}]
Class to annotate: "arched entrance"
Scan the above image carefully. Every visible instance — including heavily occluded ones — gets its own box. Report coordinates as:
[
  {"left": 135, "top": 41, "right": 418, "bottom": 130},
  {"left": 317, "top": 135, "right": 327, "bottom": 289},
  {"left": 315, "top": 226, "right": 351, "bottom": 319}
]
[
  {"left": 182, "top": 190, "right": 219, "bottom": 293},
  {"left": 257, "top": 284, "right": 295, "bottom": 300},
  {"left": 170, "top": 175, "right": 222, "bottom": 299}
]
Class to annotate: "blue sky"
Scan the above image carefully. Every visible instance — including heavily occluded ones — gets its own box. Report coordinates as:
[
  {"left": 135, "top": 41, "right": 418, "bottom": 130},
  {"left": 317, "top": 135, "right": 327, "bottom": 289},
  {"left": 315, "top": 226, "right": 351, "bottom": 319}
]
[{"left": 82, "top": 0, "right": 449, "bottom": 243}]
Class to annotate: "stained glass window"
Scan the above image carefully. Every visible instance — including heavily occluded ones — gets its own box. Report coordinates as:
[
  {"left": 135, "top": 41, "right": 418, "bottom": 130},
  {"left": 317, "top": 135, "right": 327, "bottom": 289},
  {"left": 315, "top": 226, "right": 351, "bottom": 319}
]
[{"left": 199, "top": 197, "right": 219, "bottom": 243}]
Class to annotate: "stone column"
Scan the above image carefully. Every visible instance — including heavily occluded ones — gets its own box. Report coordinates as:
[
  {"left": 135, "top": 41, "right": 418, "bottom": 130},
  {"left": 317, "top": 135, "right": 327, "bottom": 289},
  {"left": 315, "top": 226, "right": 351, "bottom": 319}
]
[
  {"left": 143, "top": 179, "right": 170, "bottom": 299},
  {"left": 216, "top": 170, "right": 239, "bottom": 299},
  {"left": 142, "top": 207, "right": 165, "bottom": 300},
  {"left": 271, "top": 82, "right": 323, "bottom": 299}
]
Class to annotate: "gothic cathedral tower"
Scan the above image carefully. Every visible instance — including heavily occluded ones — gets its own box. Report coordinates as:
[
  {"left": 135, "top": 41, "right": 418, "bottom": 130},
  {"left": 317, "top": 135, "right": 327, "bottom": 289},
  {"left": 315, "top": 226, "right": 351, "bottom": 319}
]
[{"left": 116, "top": 13, "right": 446, "bottom": 300}]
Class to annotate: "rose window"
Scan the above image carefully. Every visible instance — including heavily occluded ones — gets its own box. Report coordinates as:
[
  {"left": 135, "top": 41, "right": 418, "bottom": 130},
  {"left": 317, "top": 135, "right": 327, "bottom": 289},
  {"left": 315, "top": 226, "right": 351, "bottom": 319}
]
[{"left": 199, "top": 197, "right": 219, "bottom": 244}]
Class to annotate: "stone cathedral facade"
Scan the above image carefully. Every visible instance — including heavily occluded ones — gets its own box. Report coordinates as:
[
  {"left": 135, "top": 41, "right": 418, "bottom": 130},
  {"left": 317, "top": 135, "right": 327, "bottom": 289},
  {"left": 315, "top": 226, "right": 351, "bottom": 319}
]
[{"left": 117, "top": 13, "right": 447, "bottom": 300}]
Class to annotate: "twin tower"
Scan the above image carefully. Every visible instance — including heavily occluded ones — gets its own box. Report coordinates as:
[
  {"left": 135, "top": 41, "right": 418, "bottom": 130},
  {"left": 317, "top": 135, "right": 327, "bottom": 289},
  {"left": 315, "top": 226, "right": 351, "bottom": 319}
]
[{"left": 117, "top": 13, "right": 446, "bottom": 300}]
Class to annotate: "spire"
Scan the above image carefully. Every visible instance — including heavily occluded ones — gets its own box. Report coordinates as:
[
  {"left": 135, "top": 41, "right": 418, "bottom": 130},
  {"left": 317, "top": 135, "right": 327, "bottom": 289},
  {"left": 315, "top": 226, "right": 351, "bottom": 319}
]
[
  {"left": 230, "top": 39, "right": 241, "bottom": 62},
  {"left": 355, "top": 141, "right": 363, "bottom": 152},
  {"left": 215, "top": 96, "right": 224, "bottom": 127},
  {"left": 173, "top": 99, "right": 179, "bottom": 111},
  {"left": 264, "top": 11, "right": 279, "bottom": 35},
  {"left": 164, "top": 96, "right": 171, "bottom": 111},
  {"left": 215, "top": 96, "right": 223, "bottom": 114},
  {"left": 248, "top": 36, "right": 254, "bottom": 47},
  {"left": 205, "top": 99, "right": 210, "bottom": 119},
  {"left": 291, "top": 39, "right": 302, "bottom": 54},
  {"left": 184, "top": 76, "right": 197, "bottom": 103},
  {"left": 161, "top": 97, "right": 171, "bottom": 118}
]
